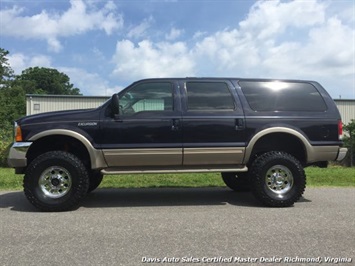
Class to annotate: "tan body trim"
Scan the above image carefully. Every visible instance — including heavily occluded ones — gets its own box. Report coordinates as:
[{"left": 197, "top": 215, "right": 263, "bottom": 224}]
[
  {"left": 184, "top": 147, "right": 245, "bottom": 165},
  {"left": 244, "top": 127, "right": 339, "bottom": 164},
  {"left": 103, "top": 147, "right": 245, "bottom": 167},
  {"left": 103, "top": 148, "right": 182, "bottom": 167},
  {"left": 30, "top": 129, "right": 107, "bottom": 169}
]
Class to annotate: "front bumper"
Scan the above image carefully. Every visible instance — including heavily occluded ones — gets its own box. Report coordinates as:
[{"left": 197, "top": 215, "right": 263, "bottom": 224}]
[
  {"left": 7, "top": 142, "right": 32, "bottom": 168},
  {"left": 336, "top": 147, "right": 348, "bottom": 161}
]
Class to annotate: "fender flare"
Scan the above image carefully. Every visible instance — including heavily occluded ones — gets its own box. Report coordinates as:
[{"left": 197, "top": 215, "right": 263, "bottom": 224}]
[
  {"left": 30, "top": 129, "right": 107, "bottom": 169},
  {"left": 243, "top": 127, "right": 312, "bottom": 164}
]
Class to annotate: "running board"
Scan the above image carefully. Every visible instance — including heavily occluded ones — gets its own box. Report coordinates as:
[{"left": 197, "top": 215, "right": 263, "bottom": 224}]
[{"left": 101, "top": 166, "right": 248, "bottom": 175}]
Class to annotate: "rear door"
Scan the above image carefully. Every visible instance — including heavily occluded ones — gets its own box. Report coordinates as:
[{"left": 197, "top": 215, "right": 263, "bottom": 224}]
[
  {"left": 100, "top": 80, "right": 183, "bottom": 167},
  {"left": 180, "top": 79, "right": 246, "bottom": 165}
]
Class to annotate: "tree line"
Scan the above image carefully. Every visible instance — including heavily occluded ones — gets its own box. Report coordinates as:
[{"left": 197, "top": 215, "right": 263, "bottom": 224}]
[{"left": 0, "top": 48, "right": 81, "bottom": 165}]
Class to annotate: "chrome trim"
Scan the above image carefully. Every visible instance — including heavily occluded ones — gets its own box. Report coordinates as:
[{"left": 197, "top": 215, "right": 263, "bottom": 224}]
[
  {"left": 7, "top": 142, "right": 32, "bottom": 168},
  {"left": 12, "top": 142, "right": 32, "bottom": 151},
  {"left": 38, "top": 166, "right": 72, "bottom": 199},
  {"left": 101, "top": 166, "right": 248, "bottom": 175},
  {"left": 336, "top": 148, "right": 348, "bottom": 161},
  {"left": 265, "top": 165, "right": 293, "bottom": 195},
  {"left": 30, "top": 129, "right": 107, "bottom": 169}
]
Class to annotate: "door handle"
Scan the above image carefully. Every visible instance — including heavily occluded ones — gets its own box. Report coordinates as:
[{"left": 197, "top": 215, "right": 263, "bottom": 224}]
[
  {"left": 235, "top": 118, "right": 245, "bottom": 130},
  {"left": 171, "top": 119, "right": 180, "bottom": 131}
]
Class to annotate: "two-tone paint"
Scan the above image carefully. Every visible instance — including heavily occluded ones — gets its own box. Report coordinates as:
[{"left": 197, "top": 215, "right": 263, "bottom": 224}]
[{"left": 8, "top": 78, "right": 347, "bottom": 174}]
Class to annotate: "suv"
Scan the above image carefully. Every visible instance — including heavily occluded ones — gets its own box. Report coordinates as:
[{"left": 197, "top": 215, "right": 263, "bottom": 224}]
[{"left": 8, "top": 78, "right": 347, "bottom": 211}]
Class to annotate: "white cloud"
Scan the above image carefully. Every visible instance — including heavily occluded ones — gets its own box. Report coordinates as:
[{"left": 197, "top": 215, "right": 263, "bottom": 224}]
[
  {"left": 111, "top": 0, "right": 354, "bottom": 98},
  {"left": 7, "top": 53, "right": 114, "bottom": 96},
  {"left": 112, "top": 40, "right": 195, "bottom": 81},
  {"left": 239, "top": 0, "right": 325, "bottom": 40},
  {"left": 165, "top": 27, "right": 184, "bottom": 41},
  {"left": 0, "top": 0, "right": 123, "bottom": 52},
  {"left": 7, "top": 53, "right": 52, "bottom": 74},
  {"left": 127, "top": 16, "right": 154, "bottom": 39},
  {"left": 59, "top": 67, "right": 119, "bottom": 96}
]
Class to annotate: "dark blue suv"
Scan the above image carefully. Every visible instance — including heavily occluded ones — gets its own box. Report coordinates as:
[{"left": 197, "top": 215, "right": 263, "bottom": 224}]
[{"left": 8, "top": 78, "right": 347, "bottom": 211}]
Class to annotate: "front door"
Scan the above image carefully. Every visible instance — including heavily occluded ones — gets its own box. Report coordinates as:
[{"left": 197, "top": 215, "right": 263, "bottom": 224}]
[{"left": 100, "top": 80, "right": 182, "bottom": 167}]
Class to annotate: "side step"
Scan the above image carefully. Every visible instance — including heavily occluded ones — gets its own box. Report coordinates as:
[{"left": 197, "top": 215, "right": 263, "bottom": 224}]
[{"left": 101, "top": 166, "right": 248, "bottom": 175}]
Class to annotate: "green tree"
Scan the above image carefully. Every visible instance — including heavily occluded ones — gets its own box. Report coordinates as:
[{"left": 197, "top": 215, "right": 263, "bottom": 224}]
[
  {"left": 0, "top": 48, "right": 14, "bottom": 84},
  {"left": 0, "top": 48, "right": 25, "bottom": 127},
  {"left": 343, "top": 119, "right": 355, "bottom": 167},
  {"left": 0, "top": 49, "right": 82, "bottom": 166},
  {"left": 0, "top": 48, "right": 19, "bottom": 166},
  {"left": 15, "top": 67, "right": 81, "bottom": 95}
]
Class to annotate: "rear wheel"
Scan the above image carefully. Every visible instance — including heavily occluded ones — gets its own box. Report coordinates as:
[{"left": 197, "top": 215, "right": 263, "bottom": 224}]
[
  {"left": 250, "top": 151, "right": 306, "bottom": 207},
  {"left": 221, "top": 172, "right": 250, "bottom": 192},
  {"left": 24, "top": 151, "right": 89, "bottom": 212}
]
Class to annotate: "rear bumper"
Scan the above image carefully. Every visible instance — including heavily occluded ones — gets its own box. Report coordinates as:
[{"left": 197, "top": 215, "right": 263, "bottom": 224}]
[
  {"left": 336, "top": 147, "right": 348, "bottom": 161},
  {"left": 7, "top": 142, "right": 32, "bottom": 168}
]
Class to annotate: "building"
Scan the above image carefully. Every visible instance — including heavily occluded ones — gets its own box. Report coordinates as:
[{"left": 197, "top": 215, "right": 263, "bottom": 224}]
[
  {"left": 26, "top": 95, "right": 355, "bottom": 125},
  {"left": 26, "top": 94, "right": 109, "bottom": 116},
  {"left": 334, "top": 99, "right": 355, "bottom": 125}
]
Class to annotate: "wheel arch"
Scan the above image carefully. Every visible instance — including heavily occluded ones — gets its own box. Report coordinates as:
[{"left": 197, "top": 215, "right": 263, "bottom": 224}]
[
  {"left": 244, "top": 127, "right": 312, "bottom": 165},
  {"left": 27, "top": 129, "right": 107, "bottom": 169}
]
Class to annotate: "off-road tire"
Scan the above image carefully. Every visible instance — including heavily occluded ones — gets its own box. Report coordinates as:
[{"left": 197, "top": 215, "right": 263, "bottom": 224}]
[
  {"left": 88, "top": 171, "right": 103, "bottom": 193},
  {"left": 250, "top": 151, "right": 306, "bottom": 207},
  {"left": 24, "top": 151, "right": 89, "bottom": 212},
  {"left": 221, "top": 172, "right": 250, "bottom": 192}
]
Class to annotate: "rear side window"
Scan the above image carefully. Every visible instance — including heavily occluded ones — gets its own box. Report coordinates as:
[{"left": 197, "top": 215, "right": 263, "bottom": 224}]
[
  {"left": 240, "top": 81, "right": 327, "bottom": 112},
  {"left": 186, "top": 82, "right": 235, "bottom": 111}
]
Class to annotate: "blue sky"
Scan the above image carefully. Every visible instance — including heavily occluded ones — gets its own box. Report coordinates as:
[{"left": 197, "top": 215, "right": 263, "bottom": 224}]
[{"left": 1, "top": 0, "right": 354, "bottom": 98}]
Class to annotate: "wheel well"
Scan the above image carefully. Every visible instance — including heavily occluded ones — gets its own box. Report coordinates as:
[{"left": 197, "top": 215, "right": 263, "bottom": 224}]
[
  {"left": 249, "top": 133, "right": 306, "bottom": 165},
  {"left": 27, "top": 135, "right": 91, "bottom": 168}
]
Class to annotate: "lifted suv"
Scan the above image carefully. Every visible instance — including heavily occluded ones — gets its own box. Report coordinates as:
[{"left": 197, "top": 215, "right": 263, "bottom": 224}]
[{"left": 8, "top": 78, "right": 347, "bottom": 211}]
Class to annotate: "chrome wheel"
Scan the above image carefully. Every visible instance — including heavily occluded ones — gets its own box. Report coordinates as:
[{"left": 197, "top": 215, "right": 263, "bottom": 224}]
[
  {"left": 39, "top": 166, "right": 72, "bottom": 199},
  {"left": 265, "top": 165, "right": 293, "bottom": 195}
]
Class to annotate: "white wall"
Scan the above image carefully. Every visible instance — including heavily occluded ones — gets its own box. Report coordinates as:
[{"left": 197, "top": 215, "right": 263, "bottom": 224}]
[{"left": 26, "top": 95, "right": 109, "bottom": 115}]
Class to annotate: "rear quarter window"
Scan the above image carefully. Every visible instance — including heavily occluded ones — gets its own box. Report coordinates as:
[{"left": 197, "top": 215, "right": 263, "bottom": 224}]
[{"left": 239, "top": 81, "right": 327, "bottom": 112}]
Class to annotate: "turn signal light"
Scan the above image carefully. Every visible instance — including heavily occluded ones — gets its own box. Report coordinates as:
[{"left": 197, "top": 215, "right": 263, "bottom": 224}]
[{"left": 15, "top": 125, "right": 23, "bottom": 142}]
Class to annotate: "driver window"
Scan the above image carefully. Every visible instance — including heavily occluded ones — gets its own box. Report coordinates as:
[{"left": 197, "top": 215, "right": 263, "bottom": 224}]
[{"left": 119, "top": 82, "right": 173, "bottom": 115}]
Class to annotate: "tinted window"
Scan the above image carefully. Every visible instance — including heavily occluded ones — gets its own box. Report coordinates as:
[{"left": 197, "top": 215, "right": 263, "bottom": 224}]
[
  {"left": 240, "top": 81, "right": 327, "bottom": 112},
  {"left": 186, "top": 82, "right": 235, "bottom": 111},
  {"left": 119, "top": 82, "right": 173, "bottom": 115}
]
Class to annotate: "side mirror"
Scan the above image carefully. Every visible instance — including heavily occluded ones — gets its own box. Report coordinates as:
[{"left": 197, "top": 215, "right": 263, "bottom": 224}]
[{"left": 111, "top": 94, "right": 120, "bottom": 117}]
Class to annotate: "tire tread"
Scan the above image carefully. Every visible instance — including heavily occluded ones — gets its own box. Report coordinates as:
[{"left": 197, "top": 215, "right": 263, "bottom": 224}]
[{"left": 250, "top": 151, "right": 306, "bottom": 207}]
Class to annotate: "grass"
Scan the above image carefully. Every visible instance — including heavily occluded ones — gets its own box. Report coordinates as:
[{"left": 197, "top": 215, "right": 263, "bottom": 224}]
[{"left": 0, "top": 166, "right": 354, "bottom": 191}]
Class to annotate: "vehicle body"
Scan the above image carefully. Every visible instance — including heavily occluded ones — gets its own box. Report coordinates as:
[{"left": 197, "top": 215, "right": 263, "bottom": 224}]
[{"left": 8, "top": 78, "right": 347, "bottom": 211}]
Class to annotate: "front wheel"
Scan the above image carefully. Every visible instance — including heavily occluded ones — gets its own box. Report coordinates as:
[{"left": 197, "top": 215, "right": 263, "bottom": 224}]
[
  {"left": 24, "top": 151, "right": 89, "bottom": 212},
  {"left": 250, "top": 151, "right": 306, "bottom": 207}
]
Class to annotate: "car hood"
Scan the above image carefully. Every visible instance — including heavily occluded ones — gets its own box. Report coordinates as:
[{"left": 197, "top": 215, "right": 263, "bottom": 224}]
[{"left": 17, "top": 108, "right": 101, "bottom": 126}]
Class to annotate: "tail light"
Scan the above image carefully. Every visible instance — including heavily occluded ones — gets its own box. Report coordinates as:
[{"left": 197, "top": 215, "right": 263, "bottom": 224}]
[{"left": 338, "top": 120, "right": 343, "bottom": 140}]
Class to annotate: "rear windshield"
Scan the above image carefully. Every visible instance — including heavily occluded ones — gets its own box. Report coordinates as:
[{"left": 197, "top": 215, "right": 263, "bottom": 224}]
[{"left": 240, "top": 81, "right": 327, "bottom": 112}]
